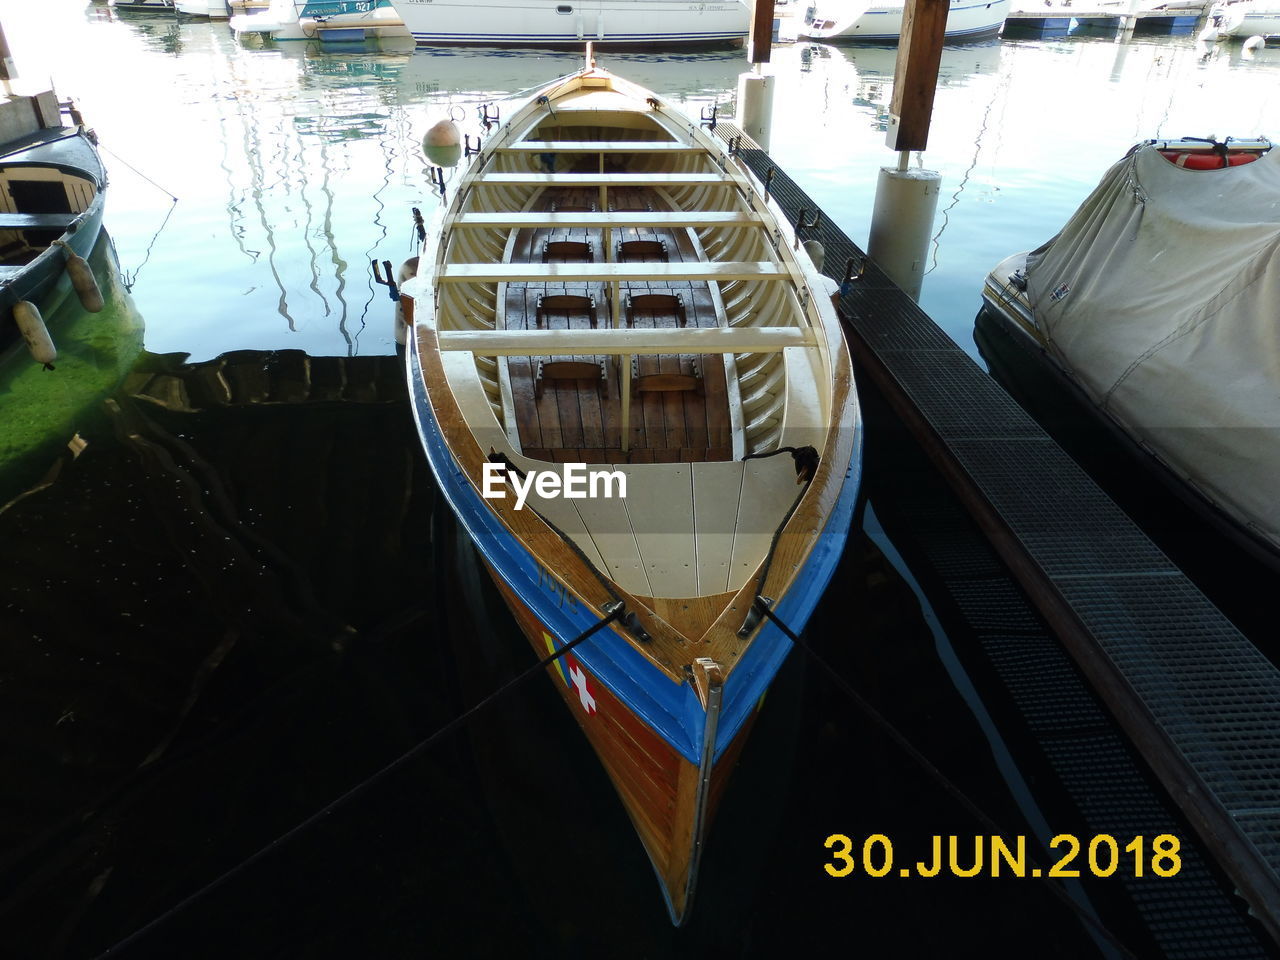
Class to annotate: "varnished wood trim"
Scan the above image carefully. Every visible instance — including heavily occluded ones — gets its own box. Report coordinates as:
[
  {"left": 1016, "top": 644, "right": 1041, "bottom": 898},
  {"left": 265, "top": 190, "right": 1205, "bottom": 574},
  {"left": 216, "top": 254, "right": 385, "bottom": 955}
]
[
  {"left": 453, "top": 211, "right": 764, "bottom": 229},
  {"left": 437, "top": 261, "right": 788, "bottom": 283},
  {"left": 440, "top": 325, "right": 815, "bottom": 356}
]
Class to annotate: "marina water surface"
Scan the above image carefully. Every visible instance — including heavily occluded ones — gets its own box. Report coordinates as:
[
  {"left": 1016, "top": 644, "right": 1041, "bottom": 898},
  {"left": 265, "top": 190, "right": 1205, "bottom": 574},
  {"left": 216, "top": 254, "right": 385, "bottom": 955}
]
[{"left": 2, "top": 3, "right": 1278, "bottom": 956}]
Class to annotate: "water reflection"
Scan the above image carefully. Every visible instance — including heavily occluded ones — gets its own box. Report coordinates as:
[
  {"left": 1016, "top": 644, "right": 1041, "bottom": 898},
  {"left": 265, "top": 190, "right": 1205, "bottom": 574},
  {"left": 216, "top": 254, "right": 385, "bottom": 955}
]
[{"left": 0, "top": 233, "right": 143, "bottom": 499}]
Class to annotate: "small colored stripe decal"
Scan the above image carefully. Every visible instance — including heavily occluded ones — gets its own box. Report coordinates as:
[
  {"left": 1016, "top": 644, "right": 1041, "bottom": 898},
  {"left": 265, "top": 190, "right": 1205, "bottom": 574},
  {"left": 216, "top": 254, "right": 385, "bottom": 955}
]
[{"left": 543, "top": 631, "right": 568, "bottom": 687}]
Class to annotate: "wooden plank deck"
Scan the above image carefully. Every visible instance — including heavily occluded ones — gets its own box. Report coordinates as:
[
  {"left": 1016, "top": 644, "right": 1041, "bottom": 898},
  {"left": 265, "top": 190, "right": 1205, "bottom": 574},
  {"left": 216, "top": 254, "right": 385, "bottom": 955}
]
[{"left": 504, "top": 183, "right": 734, "bottom": 464}]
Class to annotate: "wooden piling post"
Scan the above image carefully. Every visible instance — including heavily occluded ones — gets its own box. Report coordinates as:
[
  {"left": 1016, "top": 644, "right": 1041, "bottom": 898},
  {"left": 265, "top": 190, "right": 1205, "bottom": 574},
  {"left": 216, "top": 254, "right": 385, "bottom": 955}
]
[
  {"left": 749, "top": 0, "right": 777, "bottom": 65},
  {"left": 886, "top": 0, "right": 950, "bottom": 152}
]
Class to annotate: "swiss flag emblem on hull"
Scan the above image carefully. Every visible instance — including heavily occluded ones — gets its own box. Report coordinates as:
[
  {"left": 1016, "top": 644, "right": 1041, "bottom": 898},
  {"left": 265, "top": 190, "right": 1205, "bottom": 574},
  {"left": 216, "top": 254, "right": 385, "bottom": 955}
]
[
  {"left": 567, "top": 658, "right": 597, "bottom": 715},
  {"left": 542, "top": 631, "right": 598, "bottom": 716}
]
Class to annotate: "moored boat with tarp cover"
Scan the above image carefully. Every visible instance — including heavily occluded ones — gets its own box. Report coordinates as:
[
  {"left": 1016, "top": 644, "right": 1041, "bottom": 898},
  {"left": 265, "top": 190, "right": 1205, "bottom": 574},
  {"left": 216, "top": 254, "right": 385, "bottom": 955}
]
[{"left": 981, "top": 136, "right": 1280, "bottom": 573}]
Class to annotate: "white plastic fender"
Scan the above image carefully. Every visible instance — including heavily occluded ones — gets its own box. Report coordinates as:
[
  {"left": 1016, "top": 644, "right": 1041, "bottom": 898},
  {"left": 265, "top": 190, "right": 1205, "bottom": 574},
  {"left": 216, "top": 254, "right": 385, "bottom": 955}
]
[
  {"left": 53, "top": 240, "right": 104, "bottom": 313},
  {"left": 1244, "top": 34, "right": 1265, "bottom": 50},
  {"left": 422, "top": 119, "right": 463, "bottom": 168},
  {"left": 14, "top": 300, "right": 56, "bottom": 369}
]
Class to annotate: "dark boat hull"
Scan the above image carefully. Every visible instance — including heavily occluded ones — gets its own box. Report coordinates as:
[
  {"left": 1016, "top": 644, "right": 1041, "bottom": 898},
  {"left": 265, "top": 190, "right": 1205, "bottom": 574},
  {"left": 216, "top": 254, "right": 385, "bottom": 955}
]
[{"left": 0, "top": 128, "right": 108, "bottom": 351}]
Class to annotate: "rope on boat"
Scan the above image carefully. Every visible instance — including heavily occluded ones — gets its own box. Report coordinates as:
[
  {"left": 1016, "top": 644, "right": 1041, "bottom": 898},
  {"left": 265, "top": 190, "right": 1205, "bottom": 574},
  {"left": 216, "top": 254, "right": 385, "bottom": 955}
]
[
  {"left": 96, "top": 141, "right": 180, "bottom": 202},
  {"left": 483, "top": 451, "right": 650, "bottom": 643},
  {"left": 737, "top": 445, "right": 820, "bottom": 637},
  {"left": 751, "top": 599, "right": 1139, "bottom": 960},
  {"left": 92, "top": 601, "right": 625, "bottom": 958}
]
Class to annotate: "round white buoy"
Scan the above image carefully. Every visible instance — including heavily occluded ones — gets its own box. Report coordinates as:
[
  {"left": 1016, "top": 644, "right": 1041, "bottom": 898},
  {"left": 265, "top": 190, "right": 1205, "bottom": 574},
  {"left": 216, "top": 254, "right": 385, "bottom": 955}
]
[
  {"left": 14, "top": 300, "right": 56, "bottom": 369},
  {"left": 1244, "top": 34, "right": 1265, "bottom": 50},
  {"left": 52, "top": 240, "right": 104, "bottom": 313},
  {"left": 422, "top": 118, "right": 463, "bottom": 168}
]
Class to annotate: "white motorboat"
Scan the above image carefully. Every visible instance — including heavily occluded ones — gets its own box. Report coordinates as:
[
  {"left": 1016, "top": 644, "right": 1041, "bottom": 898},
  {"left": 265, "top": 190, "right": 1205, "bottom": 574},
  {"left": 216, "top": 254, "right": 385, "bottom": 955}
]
[
  {"left": 230, "top": 0, "right": 409, "bottom": 40},
  {"left": 393, "top": 0, "right": 750, "bottom": 47},
  {"left": 1210, "top": 0, "right": 1280, "bottom": 35},
  {"left": 980, "top": 137, "right": 1280, "bottom": 573},
  {"left": 800, "top": 0, "right": 1009, "bottom": 41},
  {"left": 175, "top": 0, "right": 231, "bottom": 17}
]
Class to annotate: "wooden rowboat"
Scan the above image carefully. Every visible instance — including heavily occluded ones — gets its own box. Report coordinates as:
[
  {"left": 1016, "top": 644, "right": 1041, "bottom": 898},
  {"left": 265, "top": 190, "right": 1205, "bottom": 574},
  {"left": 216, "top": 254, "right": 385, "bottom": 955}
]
[
  {"left": 0, "top": 93, "right": 107, "bottom": 360},
  {"left": 400, "top": 58, "right": 863, "bottom": 924}
]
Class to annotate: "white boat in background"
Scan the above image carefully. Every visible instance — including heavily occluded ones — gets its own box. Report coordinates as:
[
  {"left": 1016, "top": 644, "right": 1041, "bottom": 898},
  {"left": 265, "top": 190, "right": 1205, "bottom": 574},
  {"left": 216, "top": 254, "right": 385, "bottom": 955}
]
[
  {"left": 800, "top": 0, "right": 1009, "bottom": 41},
  {"left": 231, "top": 0, "right": 409, "bottom": 40},
  {"left": 394, "top": 0, "right": 750, "bottom": 47},
  {"left": 108, "top": 0, "right": 177, "bottom": 11},
  {"left": 981, "top": 137, "right": 1280, "bottom": 574},
  {"left": 1211, "top": 0, "right": 1280, "bottom": 35},
  {"left": 175, "top": 0, "right": 231, "bottom": 17}
]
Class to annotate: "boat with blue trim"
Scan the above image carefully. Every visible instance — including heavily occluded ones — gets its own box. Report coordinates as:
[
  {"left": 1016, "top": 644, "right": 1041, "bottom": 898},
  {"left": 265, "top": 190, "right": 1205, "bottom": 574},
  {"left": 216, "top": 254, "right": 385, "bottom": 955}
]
[
  {"left": 0, "top": 90, "right": 107, "bottom": 367},
  {"left": 393, "top": 0, "right": 750, "bottom": 48},
  {"left": 399, "top": 58, "right": 862, "bottom": 923}
]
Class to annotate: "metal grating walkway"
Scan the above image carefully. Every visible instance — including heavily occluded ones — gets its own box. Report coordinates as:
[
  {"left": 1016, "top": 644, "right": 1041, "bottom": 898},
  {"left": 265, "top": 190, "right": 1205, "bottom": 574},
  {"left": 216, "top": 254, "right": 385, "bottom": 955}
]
[{"left": 712, "top": 122, "right": 1280, "bottom": 944}]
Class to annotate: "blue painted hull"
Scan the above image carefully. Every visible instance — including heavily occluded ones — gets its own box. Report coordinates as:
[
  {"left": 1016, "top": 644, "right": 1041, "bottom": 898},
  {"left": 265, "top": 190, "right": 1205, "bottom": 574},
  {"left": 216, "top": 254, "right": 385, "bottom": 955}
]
[{"left": 407, "top": 344, "right": 863, "bottom": 767}]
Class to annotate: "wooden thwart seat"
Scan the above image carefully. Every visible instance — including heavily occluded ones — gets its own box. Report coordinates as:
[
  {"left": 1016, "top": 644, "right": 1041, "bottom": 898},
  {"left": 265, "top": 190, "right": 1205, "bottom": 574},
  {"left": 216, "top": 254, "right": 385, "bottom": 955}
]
[
  {"left": 629, "top": 356, "right": 702, "bottom": 395},
  {"left": 502, "top": 140, "right": 703, "bottom": 153},
  {"left": 477, "top": 172, "right": 730, "bottom": 186},
  {"left": 452, "top": 212, "right": 764, "bottom": 229},
  {"left": 438, "top": 262, "right": 788, "bottom": 283},
  {"left": 626, "top": 292, "right": 686, "bottom": 327},
  {"left": 440, "top": 325, "right": 815, "bottom": 356},
  {"left": 0, "top": 212, "right": 80, "bottom": 231},
  {"left": 535, "top": 293, "right": 599, "bottom": 328},
  {"left": 543, "top": 238, "right": 593, "bottom": 262},
  {"left": 617, "top": 238, "right": 668, "bottom": 262},
  {"left": 535, "top": 358, "right": 608, "bottom": 398}
]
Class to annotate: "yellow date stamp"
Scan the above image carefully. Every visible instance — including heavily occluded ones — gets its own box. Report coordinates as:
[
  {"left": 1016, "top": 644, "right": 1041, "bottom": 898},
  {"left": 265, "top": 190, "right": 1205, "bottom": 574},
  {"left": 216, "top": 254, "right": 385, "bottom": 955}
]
[{"left": 823, "top": 833, "right": 1182, "bottom": 879}]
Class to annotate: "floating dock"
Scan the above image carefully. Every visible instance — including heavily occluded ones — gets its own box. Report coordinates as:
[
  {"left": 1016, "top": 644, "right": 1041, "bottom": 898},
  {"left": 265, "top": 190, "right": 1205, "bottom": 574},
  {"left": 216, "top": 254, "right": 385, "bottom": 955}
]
[{"left": 714, "top": 122, "right": 1280, "bottom": 946}]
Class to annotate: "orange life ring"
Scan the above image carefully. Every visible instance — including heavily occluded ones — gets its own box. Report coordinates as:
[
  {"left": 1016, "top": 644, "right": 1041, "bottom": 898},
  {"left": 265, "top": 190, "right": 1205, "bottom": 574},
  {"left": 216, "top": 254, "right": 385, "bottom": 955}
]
[{"left": 1159, "top": 150, "right": 1261, "bottom": 169}]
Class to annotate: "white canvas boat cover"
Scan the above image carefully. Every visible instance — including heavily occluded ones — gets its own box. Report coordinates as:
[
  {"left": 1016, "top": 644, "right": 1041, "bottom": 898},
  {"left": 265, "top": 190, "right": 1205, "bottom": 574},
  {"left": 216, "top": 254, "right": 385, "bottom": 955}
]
[{"left": 1025, "top": 143, "right": 1280, "bottom": 555}]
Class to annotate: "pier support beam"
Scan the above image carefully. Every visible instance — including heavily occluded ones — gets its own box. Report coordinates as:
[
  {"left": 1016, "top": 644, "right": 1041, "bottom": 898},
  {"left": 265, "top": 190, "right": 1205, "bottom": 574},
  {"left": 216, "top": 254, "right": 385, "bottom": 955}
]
[{"left": 736, "top": 71, "right": 775, "bottom": 152}]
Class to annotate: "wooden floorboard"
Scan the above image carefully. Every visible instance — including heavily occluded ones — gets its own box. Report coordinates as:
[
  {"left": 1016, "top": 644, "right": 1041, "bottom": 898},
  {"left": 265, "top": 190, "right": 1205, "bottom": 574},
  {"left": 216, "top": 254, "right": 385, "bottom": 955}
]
[{"left": 500, "top": 180, "right": 732, "bottom": 464}]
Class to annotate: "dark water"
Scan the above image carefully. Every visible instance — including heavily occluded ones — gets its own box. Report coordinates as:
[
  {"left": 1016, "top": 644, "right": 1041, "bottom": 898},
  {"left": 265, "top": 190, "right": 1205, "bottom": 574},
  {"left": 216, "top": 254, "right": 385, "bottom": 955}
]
[{"left": 1, "top": 3, "right": 1277, "bottom": 957}]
